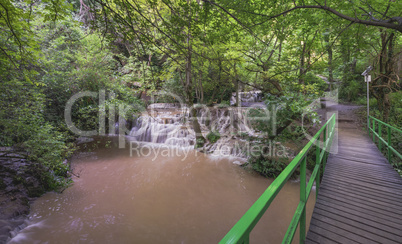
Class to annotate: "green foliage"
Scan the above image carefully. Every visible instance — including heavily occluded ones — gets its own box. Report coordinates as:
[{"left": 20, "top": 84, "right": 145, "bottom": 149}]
[
  {"left": 389, "top": 91, "right": 402, "bottom": 125},
  {"left": 303, "top": 73, "right": 328, "bottom": 93},
  {"left": 37, "top": 18, "right": 143, "bottom": 132},
  {"left": 355, "top": 97, "right": 378, "bottom": 107},
  {"left": 340, "top": 80, "right": 364, "bottom": 102},
  {"left": 280, "top": 124, "right": 306, "bottom": 141},
  {"left": 246, "top": 157, "right": 288, "bottom": 178},
  {"left": 0, "top": 80, "right": 74, "bottom": 190},
  {"left": 195, "top": 137, "right": 206, "bottom": 149},
  {"left": 0, "top": 5, "right": 143, "bottom": 191},
  {"left": 1, "top": 0, "right": 401, "bottom": 186},
  {"left": 206, "top": 131, "right": 221, "bottom": 143},
  {"left": 245, "top": 87, "right": 320, "bottom": 177}
]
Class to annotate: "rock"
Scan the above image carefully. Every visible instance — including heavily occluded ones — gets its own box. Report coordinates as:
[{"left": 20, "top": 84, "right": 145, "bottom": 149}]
[{"left": 0, "top": 152, "right": 48, "bottom": 243}]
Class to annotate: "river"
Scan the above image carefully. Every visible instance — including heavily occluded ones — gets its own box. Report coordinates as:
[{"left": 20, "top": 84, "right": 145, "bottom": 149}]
[{"left": 8, "top": 138, "right": 315, "bottom": 243}]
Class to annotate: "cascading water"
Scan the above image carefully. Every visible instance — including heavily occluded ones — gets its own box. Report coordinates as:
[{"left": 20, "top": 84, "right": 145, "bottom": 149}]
[
  {"left": 130, "top": 114, "right": 195, "bottom": 147},
  {"left": 128, "top": 102, "right": 268, "bottom": 158},
  {"left": 230, "top": 90, "right": 263, "bottom": 106}
]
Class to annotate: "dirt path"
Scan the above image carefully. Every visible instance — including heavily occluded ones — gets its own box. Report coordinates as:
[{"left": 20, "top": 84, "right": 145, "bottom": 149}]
[{"left": 316, "top": 98, "right": 365, "bottom": 128}]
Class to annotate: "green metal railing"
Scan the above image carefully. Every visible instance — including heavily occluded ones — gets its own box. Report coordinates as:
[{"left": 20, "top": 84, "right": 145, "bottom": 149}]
[
  {"left": 368, "top": 116, "right": 402, "bottom": 162},
  {"left": 220, "top": 114, "right": 336, "bottom": 244}
]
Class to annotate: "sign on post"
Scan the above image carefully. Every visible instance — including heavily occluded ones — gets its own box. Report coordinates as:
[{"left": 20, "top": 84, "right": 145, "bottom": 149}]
[{"left": 361, "top": 66, "right": 373, "bottom": 129}]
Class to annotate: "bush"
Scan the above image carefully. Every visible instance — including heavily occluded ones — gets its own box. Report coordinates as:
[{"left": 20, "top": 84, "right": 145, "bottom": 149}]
[
  {"left": 340, "top": 80, "right": 363, "bottom": 101},
  {"left": 246, "top": 157, "right": 288, "bottom": 178},
  {"left": 389, "top": 91, "right": 402, "bottom": 125},
  {"left": 206, "top": 131, "right": 221, "bottom": 143},
  {"left": 0, "top": 81, "right": 74, "bottom": 190},
  {"left": 355, "top": 97, "right": 377, "bottom": 107},
  {"left": 304, "top": 73, "right": 328, "bottom": 92}
]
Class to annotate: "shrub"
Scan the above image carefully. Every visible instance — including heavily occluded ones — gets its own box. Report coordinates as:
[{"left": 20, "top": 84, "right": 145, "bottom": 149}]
[
  {"left": 246, "top": 157, "right": 288, "bottom": 178},
  {"left": 206, "top": 131, "right": 221, "bottom": 143}
]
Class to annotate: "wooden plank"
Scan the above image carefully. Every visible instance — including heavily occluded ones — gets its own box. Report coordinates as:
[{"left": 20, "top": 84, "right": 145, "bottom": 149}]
[
  {"left": 315, "top": 198, "right": 402, "bottom": 232},
  {"left": 305, "top": 235, "right": 320, "bottom": 244},
  {"left": 320, "top": 181, "right": 402, "bottom": 206},
  {"left": 329, "top": 155, "right": 390, "bottom": 166},
  {"left": 336, "top": 147, "right": 386, "bottom": 157},
  {"left": 317, "top": 191, "right": 402, "bottom": 223},
  {"left": 321, "top": 178, "right": 402, "bottom": 202},
  {"left": 327, "top": 159, "right": 393, "bottom": 169},
  {"left": 329, "top": 155, "right": 392, "bottom": 167},
  {"left": 322, "top": 172, "right": 402, "bottom": 191},
  {"left": 320, "top": 175, "right": 402, "bottom": 196},
  {"left": 311, "top": 208, "right": 402, "bottom": 243},
  {"left": 319, "top": 184, "right": 402, "bottom": 213},
  {"left": 322, "top": 169, "right": 402, "bottom": 185},
  {"left": 322, "top": 169, "right": 402, "bottom": 188},
  {"left": 329, "top": 159, "right": 389, "bottom": 168},
  {"left": 325, "top": 162, "right": 399, "bottom": 175},
  {"left": 323, "top": 168, "right": 402, "bottom": 185},
  {"left": 307, "top": 224, "right": 361, "bottom": 244}
]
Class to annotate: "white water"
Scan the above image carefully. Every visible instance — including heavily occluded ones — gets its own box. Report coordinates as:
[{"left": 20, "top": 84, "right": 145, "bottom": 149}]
[{"left": 127, "top": 103, "right": 270, "bottom": 158}]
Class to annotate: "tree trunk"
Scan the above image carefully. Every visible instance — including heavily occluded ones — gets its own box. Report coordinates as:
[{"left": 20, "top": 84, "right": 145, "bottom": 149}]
[
  {"left": 328, "top": 44, "right": 333, "bottom": 90},
  {"left": 199, "top": 71, "right": 204, "bottom": 103},
  {"left": 373, "top": 30, "right": 394, "bottom": 120},
  {"left": 299, "top": 41, "right": 306, "bottom": 84},
  {"left": 278, "top": 41, "right": 282, "bottom": 62},
  {"left": 185, "top": 1, "right": 205, "bottom": 148},
  {"left": 340, "top": 36, "right": 350, "bottom": 82},
  {"left": 234, "top": 63, "right": 240, "bottom": 107},
  {"left": 324, "top": 31, "right": 333, "bottom": 90}
]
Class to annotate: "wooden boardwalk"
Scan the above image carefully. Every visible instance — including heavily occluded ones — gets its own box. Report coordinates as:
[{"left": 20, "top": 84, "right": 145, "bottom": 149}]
[{"left": 306, "top": 112, "right": 402, "bottom": 243}]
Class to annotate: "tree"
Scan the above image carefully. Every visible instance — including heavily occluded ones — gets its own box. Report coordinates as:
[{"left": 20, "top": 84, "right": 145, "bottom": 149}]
[{"left": 237, "top": 0, "right": 402, "bottom": 33}]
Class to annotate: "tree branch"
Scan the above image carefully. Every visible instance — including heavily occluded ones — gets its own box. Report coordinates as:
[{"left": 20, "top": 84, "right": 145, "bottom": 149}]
[{"left": 243, "top": 5, "right": 402, "bottom": 32}]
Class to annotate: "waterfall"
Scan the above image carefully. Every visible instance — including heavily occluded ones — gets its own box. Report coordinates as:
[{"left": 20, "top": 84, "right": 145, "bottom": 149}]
[
  {"left": 128, "top": 103, "right": 267, "bottom": 158},
  {"left": 129, "top": 111, "right": 195, "bottom": 148},
  {"left": 230, "top": 90, "right": 263, "bottom": 106}
]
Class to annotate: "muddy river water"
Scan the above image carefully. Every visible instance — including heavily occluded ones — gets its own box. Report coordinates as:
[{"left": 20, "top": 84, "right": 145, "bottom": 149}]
[{"left": 9, "top": 140, "right": 315, "bottom": 243}]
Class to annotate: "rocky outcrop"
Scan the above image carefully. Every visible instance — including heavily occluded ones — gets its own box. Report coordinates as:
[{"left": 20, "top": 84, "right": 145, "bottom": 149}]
[{"left": 0, "top": 152, "right": 46, "bottom": 243}]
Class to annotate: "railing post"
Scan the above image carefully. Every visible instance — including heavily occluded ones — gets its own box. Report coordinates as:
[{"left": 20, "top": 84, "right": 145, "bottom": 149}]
[
  {"left": 368, "top": 117, "right": 370, "bottom": 136},
  {"left": 323, "top": 127, "right": 327, "bottom": 171},
  {"left": 387, "top": 127, "right": 391, "bottom": 162},
  {"left": 378, "top": 123, "right": 382, "bottom": 151},
  {"left": 372, "top": 119, "right": 375, "bottom": 142},
  {"left": 316, "top": 142, "right": 320, "bottom": 199},
  {"left": 300, "top": 157, "right": 306, "bottom": 244}
]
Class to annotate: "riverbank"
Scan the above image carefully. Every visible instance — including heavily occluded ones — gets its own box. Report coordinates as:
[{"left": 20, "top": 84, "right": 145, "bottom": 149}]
[{"left": 0, "top": 151, "right": 47, "bottom": 243}]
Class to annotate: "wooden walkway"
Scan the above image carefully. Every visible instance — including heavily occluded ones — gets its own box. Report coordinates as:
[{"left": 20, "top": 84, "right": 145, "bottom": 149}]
[{"left": 306, "top": 112, "right": 402, "bottom": 243}]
